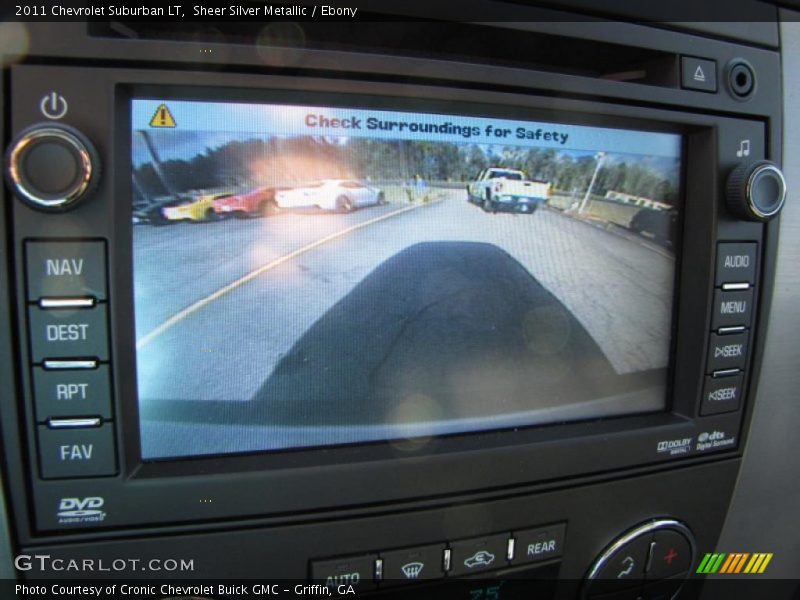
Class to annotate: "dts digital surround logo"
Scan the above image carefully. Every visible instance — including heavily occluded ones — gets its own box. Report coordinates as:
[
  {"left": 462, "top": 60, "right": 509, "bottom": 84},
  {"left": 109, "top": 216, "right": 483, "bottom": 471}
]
[{"left": 696, "top": 552, "right": 773, "bottom": 575}]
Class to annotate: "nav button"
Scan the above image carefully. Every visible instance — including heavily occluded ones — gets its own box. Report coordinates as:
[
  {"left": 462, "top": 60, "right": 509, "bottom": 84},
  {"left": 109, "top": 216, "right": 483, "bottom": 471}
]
[
  {"left": 26, "top": 241, "right": 107, "bottom": 301},
  {"left": 38, "top": 423, "right": 116, "bottom": 479}
]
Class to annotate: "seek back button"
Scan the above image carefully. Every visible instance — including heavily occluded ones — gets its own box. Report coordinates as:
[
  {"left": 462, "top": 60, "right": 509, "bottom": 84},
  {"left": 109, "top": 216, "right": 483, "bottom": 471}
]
[{"left": 701, "top": 374, "right": 744, "bottom": 416}]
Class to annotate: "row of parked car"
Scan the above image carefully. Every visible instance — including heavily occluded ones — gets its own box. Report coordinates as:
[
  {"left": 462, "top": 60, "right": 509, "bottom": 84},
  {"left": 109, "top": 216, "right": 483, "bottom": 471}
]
[{"left": 135, "top": 179, "right": 387, "bottom": 224}]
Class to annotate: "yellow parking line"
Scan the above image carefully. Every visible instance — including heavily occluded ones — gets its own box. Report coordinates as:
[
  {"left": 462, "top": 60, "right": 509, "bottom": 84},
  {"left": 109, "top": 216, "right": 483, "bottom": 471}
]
[{"left": 136, "top": 202, "right": 433, "bottom": 349}]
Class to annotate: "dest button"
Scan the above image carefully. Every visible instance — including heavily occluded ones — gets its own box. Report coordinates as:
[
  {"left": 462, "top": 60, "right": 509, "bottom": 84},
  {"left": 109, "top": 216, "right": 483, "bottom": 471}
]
[
  {"left": 38, "top": 423, "right": 116, "bottom": 479},
  {"left": 310, "top": 554, "right": 377, "bottom": 592},
  {"left": 380, "top": 543, "right": 445, "bottom": 585},
  {"left": 28, "top": 305, "right": 109, "bottom": 362}
]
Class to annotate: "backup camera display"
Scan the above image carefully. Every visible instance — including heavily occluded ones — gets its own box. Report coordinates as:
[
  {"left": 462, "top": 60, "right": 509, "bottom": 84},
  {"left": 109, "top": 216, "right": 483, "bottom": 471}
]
[{"left": 131, "top": 98, "right": 682, "bottom": 460}]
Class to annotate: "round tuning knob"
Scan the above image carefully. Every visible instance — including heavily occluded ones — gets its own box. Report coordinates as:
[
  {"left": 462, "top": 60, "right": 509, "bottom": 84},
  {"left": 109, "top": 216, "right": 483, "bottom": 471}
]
[
  {"left": 726, "top": 160, "right": 786, "bottom": 221},
  {"left": 5, "top": 123, "right": 99, "bottom": 211}
]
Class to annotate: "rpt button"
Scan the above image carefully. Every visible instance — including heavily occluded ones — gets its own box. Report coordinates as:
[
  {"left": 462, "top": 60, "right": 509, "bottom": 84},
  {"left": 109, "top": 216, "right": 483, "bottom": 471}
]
[
  {"left": 38, "top": 424, "right": 116, "bottom": 479},
  {"left": 33, "top": 365, "right": 112, "bottom": 420},
  {"left": 28, "top": 305, "right": 108, "bottom": 361},
  {"left": 25, "top": 241, "right": 107, "bottom": 301}
]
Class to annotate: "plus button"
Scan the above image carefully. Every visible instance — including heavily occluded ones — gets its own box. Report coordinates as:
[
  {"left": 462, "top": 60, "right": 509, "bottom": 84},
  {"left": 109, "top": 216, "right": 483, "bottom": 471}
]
[{"left": 663, "top": 548, "right": 679, "bottom": 565}]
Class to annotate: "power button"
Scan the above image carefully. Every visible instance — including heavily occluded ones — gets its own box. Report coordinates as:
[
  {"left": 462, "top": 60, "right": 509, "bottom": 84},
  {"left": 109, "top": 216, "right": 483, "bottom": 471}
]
[{"left": 5, "top": 123, "right": 100, "bottom": 211}]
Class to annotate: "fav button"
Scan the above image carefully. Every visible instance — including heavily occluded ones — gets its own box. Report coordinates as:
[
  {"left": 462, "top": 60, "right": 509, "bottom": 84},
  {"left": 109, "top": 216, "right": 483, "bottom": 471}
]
[
  {"left": 28, "top": 305, "right": 108, "bottom": 362},
  {"left": 511, "top": 523, "right": 566, "bottom": 565},
  {"left": 310, "top": 554, "right": 377, "bottom": 592},
  {"left": 25, "top": 241, "right": 107, "bottom": 301},
  {"left": 449, "top": 533, "right": 509, "bottom": 576},
  {"left": 701, "top": 374, "right": 744, "bottom": 416},
  {"left": 380, "top": 543, "right": 445, "bottom": 585},
  {"left": 32, "top": 365, "right": 112, "bottom": 420},
  {"left": 711, "top": 288, "right": 754, "bottom": 330},
  {"left": 707, "top": 332, "right": 749, "bottom": 372},
  {"left": 38, "top": 423, "right": 116, "bottom": 479}
]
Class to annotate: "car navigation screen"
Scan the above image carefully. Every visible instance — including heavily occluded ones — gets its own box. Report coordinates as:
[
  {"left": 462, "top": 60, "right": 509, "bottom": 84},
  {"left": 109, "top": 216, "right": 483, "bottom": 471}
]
[{"left": 131, "top": 97, "right": 683, "bottom": 460}]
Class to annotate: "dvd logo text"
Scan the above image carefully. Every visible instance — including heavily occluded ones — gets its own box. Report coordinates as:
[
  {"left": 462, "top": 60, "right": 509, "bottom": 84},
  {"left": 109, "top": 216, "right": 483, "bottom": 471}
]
[{"left": 57, "top": 497, "right": 106, "bottom": 524}]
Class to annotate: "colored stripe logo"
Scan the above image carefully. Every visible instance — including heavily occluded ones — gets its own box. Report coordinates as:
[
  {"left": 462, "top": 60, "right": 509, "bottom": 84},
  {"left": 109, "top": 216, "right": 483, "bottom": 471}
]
[{"left": 697, "top": 553, "right": 773, "bottom": 574}]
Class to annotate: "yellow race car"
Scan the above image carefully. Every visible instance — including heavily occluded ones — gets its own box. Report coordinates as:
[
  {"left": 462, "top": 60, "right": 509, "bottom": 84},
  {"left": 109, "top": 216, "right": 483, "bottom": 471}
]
[{"left": 161, "top": 192, "right": 234, "bottom": 222}]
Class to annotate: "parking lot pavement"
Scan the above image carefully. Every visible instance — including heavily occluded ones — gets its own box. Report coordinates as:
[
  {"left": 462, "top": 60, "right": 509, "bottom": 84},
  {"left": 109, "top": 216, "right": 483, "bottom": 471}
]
[{"left": 135, "top": 188, "right": 674, "bottom": 438}]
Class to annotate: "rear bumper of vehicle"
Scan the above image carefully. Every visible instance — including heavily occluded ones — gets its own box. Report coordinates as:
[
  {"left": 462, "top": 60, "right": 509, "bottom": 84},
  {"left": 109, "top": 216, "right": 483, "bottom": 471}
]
[
  {"left": 213, "top": 203, "right": 248, "bottom": 214},
  {"left": 489, "top": 197, "right": 545, "bottom": 213}
]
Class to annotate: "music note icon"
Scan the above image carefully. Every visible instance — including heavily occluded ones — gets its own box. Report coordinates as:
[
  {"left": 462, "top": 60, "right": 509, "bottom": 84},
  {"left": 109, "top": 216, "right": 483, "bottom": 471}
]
[{"left": 736, "top": 139, "right": 750, "bottom": 158}]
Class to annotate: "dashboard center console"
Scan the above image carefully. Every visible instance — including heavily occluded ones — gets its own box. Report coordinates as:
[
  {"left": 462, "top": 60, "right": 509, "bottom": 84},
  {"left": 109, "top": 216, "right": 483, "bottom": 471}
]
[{"left": 0, "top": 11, "right": 787, "bottom": 597}]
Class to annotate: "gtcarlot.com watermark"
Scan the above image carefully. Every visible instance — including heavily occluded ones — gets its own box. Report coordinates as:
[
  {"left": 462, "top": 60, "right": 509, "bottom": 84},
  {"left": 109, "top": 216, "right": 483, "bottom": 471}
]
[{"left": 14, "top": 554, "right": 195, "bottom": 574}]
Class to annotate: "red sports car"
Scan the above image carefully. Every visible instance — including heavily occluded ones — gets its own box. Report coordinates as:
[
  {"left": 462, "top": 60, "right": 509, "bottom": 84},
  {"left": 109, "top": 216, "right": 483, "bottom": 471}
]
[{"left": 212, "top": 187, "right": 282, "bottom": 217}]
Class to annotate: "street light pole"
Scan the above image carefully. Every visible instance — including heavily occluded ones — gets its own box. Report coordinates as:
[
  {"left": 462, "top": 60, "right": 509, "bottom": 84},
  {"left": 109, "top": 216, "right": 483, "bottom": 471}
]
[{"left": 578, "top": 151, "right": 605, "bottom": 214}]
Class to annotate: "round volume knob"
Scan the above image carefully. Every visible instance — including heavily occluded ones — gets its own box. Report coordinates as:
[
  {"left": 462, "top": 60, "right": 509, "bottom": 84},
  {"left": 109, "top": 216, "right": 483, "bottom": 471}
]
[
  {"left": 726, "top": 160, "right": 786, "bottom": 221},
  {"left": 5, "top": 124, "right": 99, "bottom": 210}
]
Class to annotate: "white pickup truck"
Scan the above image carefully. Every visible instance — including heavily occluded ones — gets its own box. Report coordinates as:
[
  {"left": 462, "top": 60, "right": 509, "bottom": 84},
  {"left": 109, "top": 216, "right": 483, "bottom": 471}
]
[{"left": 467, "top": 168, "right": 551, "bottom": 214}]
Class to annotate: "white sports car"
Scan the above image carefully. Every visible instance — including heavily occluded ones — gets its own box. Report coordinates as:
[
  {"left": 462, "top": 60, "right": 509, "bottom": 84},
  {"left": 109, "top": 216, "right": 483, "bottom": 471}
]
[{"left": 274, "top": 179, "right": 386, "bottom": 212}]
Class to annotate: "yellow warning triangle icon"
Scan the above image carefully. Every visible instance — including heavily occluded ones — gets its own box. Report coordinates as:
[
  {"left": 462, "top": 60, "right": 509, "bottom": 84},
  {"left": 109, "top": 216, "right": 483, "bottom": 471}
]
[{"left": 149, "top": 104, "right": 176, "bottom": 128}]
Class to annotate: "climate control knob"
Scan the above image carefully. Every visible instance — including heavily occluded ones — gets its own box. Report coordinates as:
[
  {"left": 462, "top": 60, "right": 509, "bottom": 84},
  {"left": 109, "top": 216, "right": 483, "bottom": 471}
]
[
  {"left": 726, "top": 160, "right": 786, "bottom": 221},
  {"left": 583, "top": 519, "right": 695, "bottom": 598},
  {"left": 5, "top": 124, "right": 99, "bottom": 211}
]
